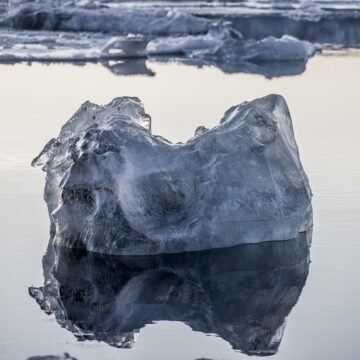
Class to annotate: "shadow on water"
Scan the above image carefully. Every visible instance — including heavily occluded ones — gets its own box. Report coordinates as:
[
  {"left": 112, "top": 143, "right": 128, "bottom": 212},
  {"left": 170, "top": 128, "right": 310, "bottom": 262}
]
[
  {"left": 159, "top": 56, "right": 309, "bottom": 78},
  {"left": 29, "top": 230, "right": 311, "bottom": 356}
]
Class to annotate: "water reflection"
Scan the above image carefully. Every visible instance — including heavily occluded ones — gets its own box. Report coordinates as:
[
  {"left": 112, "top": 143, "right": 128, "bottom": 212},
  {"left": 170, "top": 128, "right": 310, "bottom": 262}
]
[
  {"left": 0, "top": 57, "right": 310, "bottom": 78},
  {"left": 29, "top": 231, "right": 311, "bottom": 356},
  {"left": 101, "top": 59, "right": 155, "bottom": 77},
  {"left": 154, "top": 57, "right": 310, "bottom": 78}
]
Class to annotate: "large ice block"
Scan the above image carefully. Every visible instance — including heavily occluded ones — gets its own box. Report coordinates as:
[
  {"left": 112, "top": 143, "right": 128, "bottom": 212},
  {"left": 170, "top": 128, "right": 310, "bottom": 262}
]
[{"left": 33, "top": 94, "right": 312, "bottom": 255}]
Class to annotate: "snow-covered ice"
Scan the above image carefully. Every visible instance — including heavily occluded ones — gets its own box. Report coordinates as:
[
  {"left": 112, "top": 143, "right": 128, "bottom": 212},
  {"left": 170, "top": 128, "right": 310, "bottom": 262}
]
[{"left": 33, "top": 94, "right": 312, "bottom": 255}]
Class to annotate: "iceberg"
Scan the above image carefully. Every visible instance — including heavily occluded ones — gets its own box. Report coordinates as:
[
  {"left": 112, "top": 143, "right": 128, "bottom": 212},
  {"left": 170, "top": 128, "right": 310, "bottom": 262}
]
[
  {"left": 29, "top": 231, "right": 311, "bottom": 354},
  {"left": 33, "top": 94, "right": 312, "bottom": 255}
]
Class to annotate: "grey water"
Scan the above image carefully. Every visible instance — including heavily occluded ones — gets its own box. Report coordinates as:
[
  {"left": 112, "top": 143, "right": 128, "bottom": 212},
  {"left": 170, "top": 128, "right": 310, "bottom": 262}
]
[{"left": 0, "top": 52, "right": 359, "bottom": 359}]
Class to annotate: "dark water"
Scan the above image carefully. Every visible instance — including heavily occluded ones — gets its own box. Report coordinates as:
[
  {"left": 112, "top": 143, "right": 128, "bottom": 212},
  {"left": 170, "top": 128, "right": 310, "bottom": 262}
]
[{"left": 0, "top": 53, "right": 359, "bottom": 359}]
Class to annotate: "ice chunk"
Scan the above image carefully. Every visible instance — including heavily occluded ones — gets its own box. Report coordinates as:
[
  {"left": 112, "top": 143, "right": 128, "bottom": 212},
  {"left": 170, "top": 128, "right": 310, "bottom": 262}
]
[
  {"left": 33, "top": 94, "right": 312, "bottom": 255},
  {"left": 29, "top": 231, "right": 311, "bottom": 355},
  {"left": 240, "top": 35, "right": 319, "bottom": 62},
  {"left": 147, "top": 28, "right": 319, "bottom": 63},
  {"left": 101, "top": 36, "right": 149, "bottom": 58},
  {"left": 146, "top": 27, "right": 231, "bottom": 56}
]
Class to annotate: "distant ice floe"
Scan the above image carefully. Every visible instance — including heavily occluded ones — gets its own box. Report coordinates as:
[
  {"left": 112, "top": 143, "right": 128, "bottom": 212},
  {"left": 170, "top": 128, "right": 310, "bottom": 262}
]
[
  {"left": 0, "top": 0, "right": 358, "bottom": 76},
  {"left": 0, "top": 26, "right": 320, "bottom": 77}
]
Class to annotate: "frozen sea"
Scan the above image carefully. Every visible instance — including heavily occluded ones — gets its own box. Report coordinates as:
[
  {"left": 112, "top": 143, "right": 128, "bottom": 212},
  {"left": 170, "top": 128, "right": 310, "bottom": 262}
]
[{"left": 0, "top": 51, "right": 359, "bottom": 359}]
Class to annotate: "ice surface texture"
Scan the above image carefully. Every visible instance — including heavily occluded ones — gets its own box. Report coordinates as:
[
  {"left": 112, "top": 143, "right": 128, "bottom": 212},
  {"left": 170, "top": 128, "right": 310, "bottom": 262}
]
[
  {"left": 33, "top": 94, "right": 312, "bottom": 255},
  {"left": 29, "top": 231, "right": 311, "bottom": 355}
]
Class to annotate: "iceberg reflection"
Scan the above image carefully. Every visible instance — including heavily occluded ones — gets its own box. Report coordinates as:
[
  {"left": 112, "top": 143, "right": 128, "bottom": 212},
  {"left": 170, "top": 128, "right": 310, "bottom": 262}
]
[{"left": 30, "top": 230, "right": 311, "bottom": 356}]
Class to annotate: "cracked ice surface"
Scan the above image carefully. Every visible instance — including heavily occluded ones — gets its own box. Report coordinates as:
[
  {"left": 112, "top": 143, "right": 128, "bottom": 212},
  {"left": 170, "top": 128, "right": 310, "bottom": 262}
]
[{"left": 33, "top": 94, "right": 312, "bottom": 255}]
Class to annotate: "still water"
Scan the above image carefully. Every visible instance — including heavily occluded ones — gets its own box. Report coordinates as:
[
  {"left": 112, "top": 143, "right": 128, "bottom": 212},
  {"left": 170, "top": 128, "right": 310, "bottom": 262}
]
[{"left": 0, "top": 53, "right": 359, "bottom": 359}]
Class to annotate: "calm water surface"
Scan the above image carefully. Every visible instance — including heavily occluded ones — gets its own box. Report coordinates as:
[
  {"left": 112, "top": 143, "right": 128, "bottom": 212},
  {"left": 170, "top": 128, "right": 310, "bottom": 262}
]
[{"left": 0, "top": 53, "right": 359, "bottom": 359}]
